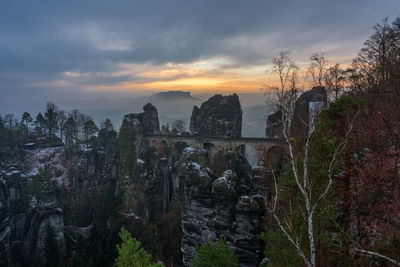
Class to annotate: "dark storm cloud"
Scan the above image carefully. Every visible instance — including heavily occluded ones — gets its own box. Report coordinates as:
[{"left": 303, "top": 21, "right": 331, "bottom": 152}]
[{"left": 0, "top": 0, "right": 399, "bottom": 107}]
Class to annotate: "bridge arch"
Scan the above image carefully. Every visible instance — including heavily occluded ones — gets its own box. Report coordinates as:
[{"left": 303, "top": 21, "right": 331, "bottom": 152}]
[
  {"left": 203, "top": 142, "right": 215, "bottom": 151},
  {"left": 243, "top": 144, "right": 257, "bottom": 167},
  {"left": 175, "top": 141, "right": 189, "bottom": 154},
  {"left": 265, "top": 145, "right": 284, "bottom": 169},
  {"left": 142, "top": 134, "right": 282, "bottom": 168}
]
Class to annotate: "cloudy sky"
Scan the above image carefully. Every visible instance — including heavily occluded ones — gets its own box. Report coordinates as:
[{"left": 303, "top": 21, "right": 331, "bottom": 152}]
[{"left": 0, "top": 0, "right": 399, "bottom": 113}]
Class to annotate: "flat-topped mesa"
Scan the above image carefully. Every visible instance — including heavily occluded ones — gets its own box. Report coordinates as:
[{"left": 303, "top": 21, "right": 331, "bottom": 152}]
[
  {"left": 266, "top": 86, "right": 327, "bottom": 139},
  {"left": 190, "top": 94, "right": 242, "bottom": 138},
  {"left": 122, "top": 103, "right": 160, "bottom": 135}
]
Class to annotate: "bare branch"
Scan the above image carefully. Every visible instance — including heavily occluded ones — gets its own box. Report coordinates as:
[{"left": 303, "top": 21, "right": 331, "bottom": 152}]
[{"left": 354, "top": 248, "right": 400, "bottom": 266}]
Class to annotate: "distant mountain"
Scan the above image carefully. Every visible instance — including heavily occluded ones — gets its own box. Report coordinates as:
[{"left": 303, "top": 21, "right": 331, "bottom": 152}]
[
  {"left": 80, "top": 91, "right": 201, "bottom": 130},
  {"left": 154, "top": 91, "right": 198, "bottom": 100}
]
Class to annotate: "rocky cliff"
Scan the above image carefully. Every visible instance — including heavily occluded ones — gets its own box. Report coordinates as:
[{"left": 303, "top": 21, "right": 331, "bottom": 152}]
[
  {"left": 0, "top": 133, "right": 120, "bottom": 265},
  {"left": 175, "top": 147, "right": 268, "bottom": 267},
  {"left": 190, "top": 94, "right": 242, "bottom": 138},
  {"left": 0, "top": 148, "right": 66, "bottom": 266},
  {"left": 0, "top": 100, "right": 271, "bottom": 266}
]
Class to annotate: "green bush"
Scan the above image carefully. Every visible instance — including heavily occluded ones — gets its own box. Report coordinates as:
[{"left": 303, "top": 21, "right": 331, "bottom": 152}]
[{"left": 193, "top": 238, "right": 239, "bottom": 267}]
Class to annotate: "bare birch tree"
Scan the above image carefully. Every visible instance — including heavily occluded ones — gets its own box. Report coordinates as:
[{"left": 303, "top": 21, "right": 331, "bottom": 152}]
[
  {"left": 269, "top": 51, "right": 299, "bottom": 112},
  {"left": 266, "top": 52, "right": 356, "bottom": 267},
  {"left": 307, "top": 52, "right": 328, "bottom": 87}
]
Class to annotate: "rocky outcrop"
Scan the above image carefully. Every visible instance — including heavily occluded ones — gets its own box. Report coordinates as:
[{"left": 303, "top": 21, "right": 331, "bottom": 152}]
[
  {"left": 0, "top": 138, "right": 121, "bottom": 265},
  {"left": 265, "top": 110, "right": 282, "bottom": 139},
  {"left": 265, "top": 86, "right": 327, "bottom": 138},
  {"left": 190, "top": 94, "right": 242, "bottom": 138},
  {"left": 175, "top": 147, "right": 268, "bottom": 267},
  {"left": 0, "top": 169, "right": 65, "bottom": 265},
  {"left": 142, "top": 103, "right": 161, "bottom": 135},
  {"left": 123, "top": 103, "right": 160, "bottom": 136},
  {"left": 292, "top": 86, "right": 327, "bottom": 137}
]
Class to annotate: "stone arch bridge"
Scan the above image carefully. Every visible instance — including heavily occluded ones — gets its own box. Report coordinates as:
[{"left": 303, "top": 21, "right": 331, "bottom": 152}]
[{"left": 142, "top": 134, "right": 284, "bottom": 167}]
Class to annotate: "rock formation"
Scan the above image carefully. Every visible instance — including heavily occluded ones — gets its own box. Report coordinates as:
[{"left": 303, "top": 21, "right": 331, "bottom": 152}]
[
  {"left": 265, "top": 86, "right": 327, "bottom": 138},
  {"left": 175, "top": 147, "right": 268, "bottom": 267},
  {"left": 0, "top": 167, "right": 65, "bottom": 265},
  {"left": 190, "top": 94, "right": 242, "bottom": 138},
  {"left": 122, "top": 103, "right": 161, "bottom": 136},
  {"left": 0, "top": 135, "right": 120, "bottom": 265},
  {"left": 0, "top": 100, "right": 272, "bottom": 266}
]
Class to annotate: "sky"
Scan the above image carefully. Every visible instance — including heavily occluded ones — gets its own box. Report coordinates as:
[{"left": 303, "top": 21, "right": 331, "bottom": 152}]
[{"left": 0, "top": 0, "right": 399, "bottom": 114}]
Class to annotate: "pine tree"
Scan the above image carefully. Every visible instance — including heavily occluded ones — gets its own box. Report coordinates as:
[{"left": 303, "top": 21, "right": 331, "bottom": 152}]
[
  {"left": 44, "top": 102, "right": 59, "bottom": 138},
  {"left": 64, "top": 117, "right": 77, "bottom": 146},
  {"left": 35, "top": 112, "right": 46, "bottom": 136},
  {"left": 114, "top": 228, "right": 162, "bottom": 267},
  {"left": 22, "top": 112, "right": 33, "bottom": 128},
  {"left": 43, "top": 222, "right": 60, "bottom": 267},
  {"left": 84, "top": 119, "right": 98, "bottom": 142}
]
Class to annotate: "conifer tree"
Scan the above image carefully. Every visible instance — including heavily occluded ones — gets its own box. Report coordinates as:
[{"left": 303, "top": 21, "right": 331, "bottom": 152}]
[
  {"left": 35, "top": 112, "right": 46, "bottom": 136},
  {"left": 43, "top": 222, "right": 60, "bottom": 267},
  {"left": 22, "top": 112, "right": 33, "bottom": 128},
  {"left": 44, "top": 102, "right": 59, "bottom": 138},
  {"left": 84, "top": 119, "right": 98, "bottom": 142},
  {"left": 114, "top": 228, "right": 162, "bottom": 267}
]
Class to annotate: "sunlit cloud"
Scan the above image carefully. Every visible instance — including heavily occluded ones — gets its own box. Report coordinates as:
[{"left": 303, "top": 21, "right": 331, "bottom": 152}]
[{"left": 1, "top": 0, "right": 399, "bottom": 114}]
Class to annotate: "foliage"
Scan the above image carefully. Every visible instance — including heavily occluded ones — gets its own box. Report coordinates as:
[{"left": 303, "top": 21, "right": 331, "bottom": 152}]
[
  {"left": 43, "top": 222, "right": 61, "bottom": 267},
  {"left": 114, "top": 228, "right": 163, "bottom": 267},
  {"left": 67, "top": 184, "right": 121, "bottom": 267},
  {"left": 347, "top": 91, "right": 400, "bottom": 265},
  {"left": 26, "top": 168, "right": 51, "bottom": 197},
  {"left": 193, "top": 238, "right": 239, "bottom": 267},
  {"left": 263, "top": 88, "right": 357, "bottom": 266},
  {"left": 69, "top": 221, "right": 119, "bottom": 267},
  {"left": 261, "top": 228, "right": 300, "bottom": 266},
  {"left": 45, "top": 102, "right": 59, "bottom": 138},
  {"left": 84, "top": 119, "right": 98, "bottom": 142},
  {"left": 64, "top": 117, "right": 78, "bottom": 146}
]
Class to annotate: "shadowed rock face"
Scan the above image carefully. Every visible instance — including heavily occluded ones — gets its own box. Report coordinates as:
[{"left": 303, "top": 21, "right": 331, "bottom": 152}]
[
  {"left": 0, "top": 137, "right": 120, "bottom": 265},
  {"left": 123, "top": 103, "right": 160, "bottom": 136},
  {"left": 190, "top": 94, "right": 242, "bottom": 138},
  {"left": 0, "top": 171, "right": 65, "bottom": 266},
  {"left": 265, "top": 110, "right": 282, "bottom": 139},
  {"left": 175, "top": 148, "right": 268, "bottom": 267},
  {"left": 292, "top": 86, "right": 327, "bottom": 137},
  {"left": 265, "top": 86, "right": 327, "bottom": 138},
  {"left": 142, "top": 103, "right": 161, "bottom": 135}
]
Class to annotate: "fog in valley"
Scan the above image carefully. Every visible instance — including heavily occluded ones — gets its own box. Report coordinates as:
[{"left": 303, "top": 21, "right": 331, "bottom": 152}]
[{"left": 2, "top": 90, "right": 273, "bottom": 137}]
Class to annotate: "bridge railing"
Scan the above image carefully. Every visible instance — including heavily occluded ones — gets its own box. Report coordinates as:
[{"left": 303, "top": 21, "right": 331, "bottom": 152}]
[{"left": 143, "top": 134, "right": 278, "bottom": 143}]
